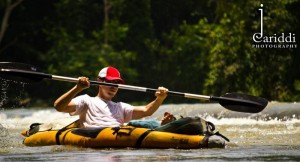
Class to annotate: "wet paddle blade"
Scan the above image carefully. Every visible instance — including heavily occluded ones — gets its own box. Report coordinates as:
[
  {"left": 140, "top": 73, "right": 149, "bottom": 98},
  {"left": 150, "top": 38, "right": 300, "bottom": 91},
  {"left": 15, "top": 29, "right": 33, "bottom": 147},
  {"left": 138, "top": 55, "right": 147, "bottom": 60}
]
[
  {"left": 0, "top": 62, "right": 48, "bottom": 83},
  {"left": 211, "top": 93, "right": 268, "bottom": 113}
]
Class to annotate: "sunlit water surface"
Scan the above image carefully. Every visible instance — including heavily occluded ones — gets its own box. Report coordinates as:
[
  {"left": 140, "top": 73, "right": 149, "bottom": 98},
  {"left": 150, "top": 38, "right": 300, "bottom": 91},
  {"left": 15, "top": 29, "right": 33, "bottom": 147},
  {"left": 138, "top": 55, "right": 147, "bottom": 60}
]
[{"left": 1, "top": 102, "right": 300, "bottom": 161}]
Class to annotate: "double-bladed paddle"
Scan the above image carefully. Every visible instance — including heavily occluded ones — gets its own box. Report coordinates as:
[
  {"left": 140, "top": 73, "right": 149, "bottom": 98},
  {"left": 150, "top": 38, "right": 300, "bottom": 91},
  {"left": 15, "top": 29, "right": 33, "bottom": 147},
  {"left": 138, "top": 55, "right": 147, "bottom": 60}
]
[{"left": 0, "top": 62, "right": 268, "bottom": 113}]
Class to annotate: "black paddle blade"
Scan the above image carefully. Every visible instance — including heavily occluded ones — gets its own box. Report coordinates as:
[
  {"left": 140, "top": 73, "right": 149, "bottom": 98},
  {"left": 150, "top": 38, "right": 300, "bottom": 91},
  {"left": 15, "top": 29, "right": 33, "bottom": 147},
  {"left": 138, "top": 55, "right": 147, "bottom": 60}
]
[
  {"left": 211, "top": 93, "right": 268, "bottom": 113},
  {"left": 0, "top": 62, "right": 46, "bottom": 83}
]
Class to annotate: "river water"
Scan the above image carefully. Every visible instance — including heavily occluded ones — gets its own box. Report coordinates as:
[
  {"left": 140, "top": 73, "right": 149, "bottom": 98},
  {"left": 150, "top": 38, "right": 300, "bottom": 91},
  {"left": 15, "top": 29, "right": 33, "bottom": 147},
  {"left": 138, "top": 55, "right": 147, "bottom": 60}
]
[{"left": 0, "top": 102, "right": 300, "bottom": 161}]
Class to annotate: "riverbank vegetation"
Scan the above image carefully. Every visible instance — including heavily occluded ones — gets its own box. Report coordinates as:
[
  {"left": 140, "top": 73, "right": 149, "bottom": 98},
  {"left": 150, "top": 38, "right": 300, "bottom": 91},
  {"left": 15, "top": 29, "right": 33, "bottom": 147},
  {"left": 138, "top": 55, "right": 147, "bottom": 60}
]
[{"left": 1, "top": 0, "right": 299, "bottom": 107}]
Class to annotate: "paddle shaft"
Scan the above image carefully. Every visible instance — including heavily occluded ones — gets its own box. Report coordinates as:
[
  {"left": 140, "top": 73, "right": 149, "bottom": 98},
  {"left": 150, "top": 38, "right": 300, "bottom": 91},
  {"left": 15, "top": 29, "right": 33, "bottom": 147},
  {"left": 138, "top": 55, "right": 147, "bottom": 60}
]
[
  {"left": 51, "top": 74, "right": 259, "bottom": 105},
  {"left": 51, "top": 74, "right": 211, "bottom": 100},
  {"left": 51, "top": 75, "right": 261, "bottom": 105}
]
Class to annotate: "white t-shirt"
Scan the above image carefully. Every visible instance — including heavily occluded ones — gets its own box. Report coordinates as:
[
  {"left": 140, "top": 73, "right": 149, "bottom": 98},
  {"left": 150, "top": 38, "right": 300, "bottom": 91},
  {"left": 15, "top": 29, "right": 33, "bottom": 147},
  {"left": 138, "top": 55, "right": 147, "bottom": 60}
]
[{"left": 70, "top": 94, "right": 134, "bottom": 128}]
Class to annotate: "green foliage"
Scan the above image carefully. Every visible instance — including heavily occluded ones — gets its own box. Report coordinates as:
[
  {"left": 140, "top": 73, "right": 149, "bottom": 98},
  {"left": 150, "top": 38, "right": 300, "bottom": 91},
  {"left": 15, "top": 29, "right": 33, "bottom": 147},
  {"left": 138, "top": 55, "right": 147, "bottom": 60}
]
[
  {"left": 201, "top": 1, "right": 298, "bottom": 101},
  {"left": 1, "top": 0, "right": 300, "bottom": 107}
]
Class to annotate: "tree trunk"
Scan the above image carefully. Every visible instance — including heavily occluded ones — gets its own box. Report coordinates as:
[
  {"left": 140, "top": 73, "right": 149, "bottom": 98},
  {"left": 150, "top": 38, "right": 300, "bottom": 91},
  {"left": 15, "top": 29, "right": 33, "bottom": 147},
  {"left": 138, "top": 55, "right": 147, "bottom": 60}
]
[
  {"left": 103, "top": 0, "right": 111, "bottom": 45},
  {"left": 0, "top": 0, "right": 23, "bottom": 47}
]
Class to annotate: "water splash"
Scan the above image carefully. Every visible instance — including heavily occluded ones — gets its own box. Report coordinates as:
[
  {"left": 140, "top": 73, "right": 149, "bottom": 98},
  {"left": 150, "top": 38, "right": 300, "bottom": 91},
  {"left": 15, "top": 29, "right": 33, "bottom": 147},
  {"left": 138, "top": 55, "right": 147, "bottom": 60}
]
[
  {"left": 0, "top": 78, "right": 29, "bottom": 109},
  {"left": 0, "top": 78, "right": 9, "bottom": 109}
]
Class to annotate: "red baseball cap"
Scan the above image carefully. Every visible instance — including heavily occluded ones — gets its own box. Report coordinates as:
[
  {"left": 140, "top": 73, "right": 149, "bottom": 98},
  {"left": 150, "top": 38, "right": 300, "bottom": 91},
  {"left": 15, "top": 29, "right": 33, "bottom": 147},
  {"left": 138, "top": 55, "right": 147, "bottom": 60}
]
[{"left": 98, "top": 66, "right": 124, "bottom": 83}]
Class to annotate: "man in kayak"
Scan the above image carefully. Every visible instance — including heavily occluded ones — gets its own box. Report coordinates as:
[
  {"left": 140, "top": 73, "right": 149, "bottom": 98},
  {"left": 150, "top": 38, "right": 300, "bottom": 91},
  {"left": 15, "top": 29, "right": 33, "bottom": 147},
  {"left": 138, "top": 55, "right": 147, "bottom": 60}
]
[{"left": 54, "top": 66, "right": 169, "bottom": 128}]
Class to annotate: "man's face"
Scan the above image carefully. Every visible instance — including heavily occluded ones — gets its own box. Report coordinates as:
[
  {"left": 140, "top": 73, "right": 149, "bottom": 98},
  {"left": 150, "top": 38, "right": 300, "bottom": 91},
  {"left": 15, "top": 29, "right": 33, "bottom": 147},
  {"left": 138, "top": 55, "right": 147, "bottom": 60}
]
[{"left": 98, "top": 79, "right": 120, "bottom": 100}]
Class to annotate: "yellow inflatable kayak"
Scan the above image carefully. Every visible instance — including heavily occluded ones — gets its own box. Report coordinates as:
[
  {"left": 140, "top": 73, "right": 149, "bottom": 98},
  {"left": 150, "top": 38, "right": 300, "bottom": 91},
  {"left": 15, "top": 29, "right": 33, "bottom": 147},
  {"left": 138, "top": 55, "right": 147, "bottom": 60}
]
[{"left": 22, "top": 120, "right": 227, "bottom": 149}]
